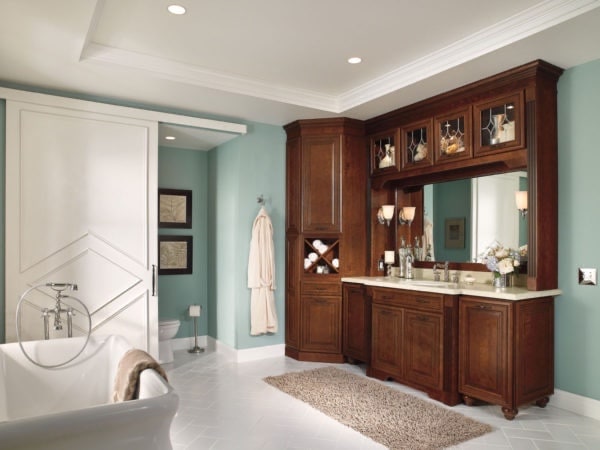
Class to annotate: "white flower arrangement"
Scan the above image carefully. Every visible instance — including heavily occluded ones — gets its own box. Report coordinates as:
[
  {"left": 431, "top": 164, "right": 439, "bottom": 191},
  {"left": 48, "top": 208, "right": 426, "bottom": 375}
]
[{"left": 479, "top": 241, "right": 521, "bottom": 277}]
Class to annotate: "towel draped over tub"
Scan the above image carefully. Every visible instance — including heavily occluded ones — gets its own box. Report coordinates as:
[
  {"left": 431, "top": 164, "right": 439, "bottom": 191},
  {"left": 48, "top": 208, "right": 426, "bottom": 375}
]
[
  {"left": 248, "top": 206, "right": 278, "bottom": 335},
  {"left": 113, "top": 348, "right": 168, "bottom": 402}
]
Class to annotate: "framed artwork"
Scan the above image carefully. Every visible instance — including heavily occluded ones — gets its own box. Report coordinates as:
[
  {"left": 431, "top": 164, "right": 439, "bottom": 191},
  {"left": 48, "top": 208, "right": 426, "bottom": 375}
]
[
  {"left": 159, "top": 188, "right": 192, "bottom": 228},
  {"left": 159, "top": 235, "right": 193, "bottom": 275},
  {"left": 445, "top": 218, "right": 465, "bottom": 249}
]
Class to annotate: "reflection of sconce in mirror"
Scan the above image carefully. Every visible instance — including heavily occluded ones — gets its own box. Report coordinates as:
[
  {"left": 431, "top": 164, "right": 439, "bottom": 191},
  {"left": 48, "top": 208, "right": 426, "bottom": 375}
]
[
  {"left": 399, "top": 206, "right": 416, "bottom": 226},
  {"left": 515, "top": 191, "right": 528, "bottom": 217},
  {"left": 377, "top": 204, "right": 395, "bottom": 226}
]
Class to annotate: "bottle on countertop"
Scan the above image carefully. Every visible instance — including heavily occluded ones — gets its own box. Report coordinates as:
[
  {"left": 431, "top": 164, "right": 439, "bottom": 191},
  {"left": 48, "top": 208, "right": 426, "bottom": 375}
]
[
  {"left": 406, "top": 251, "right": 414, "bottom": 279},
  {"left": 378, "top": 255, "right": 385, "bottom": 272},
  {"left": 398, "top": 237, "right": 406, "bottom": 278},
  {"left": 425, "top": 244, "right": 432, "bottom": 261},
  {"left": 413, "top": 236, "right": 421, "bottom": 261}
]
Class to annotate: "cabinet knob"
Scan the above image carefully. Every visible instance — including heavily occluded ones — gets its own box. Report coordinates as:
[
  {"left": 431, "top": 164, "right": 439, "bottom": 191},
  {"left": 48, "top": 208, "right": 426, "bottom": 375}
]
[
  {"left": 416, "top": 298, "right": 429, "bottom": 304},
  {"left": 416, "top": 315, "right": 429, "bottom": 322},
  {"left": 478, "top": 304, "right": 492, "bottom": 310}
]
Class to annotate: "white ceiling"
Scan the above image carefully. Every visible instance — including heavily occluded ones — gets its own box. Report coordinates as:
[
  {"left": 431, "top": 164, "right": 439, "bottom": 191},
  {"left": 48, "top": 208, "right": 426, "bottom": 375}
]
[{"left": 1, "top": 0, "right": 600, "bottom": 150}]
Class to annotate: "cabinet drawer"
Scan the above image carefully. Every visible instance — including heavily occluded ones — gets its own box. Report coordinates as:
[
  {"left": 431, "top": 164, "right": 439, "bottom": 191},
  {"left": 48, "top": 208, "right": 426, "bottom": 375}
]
[
  {"left": 302, "top": 281, "right": 341, "bottom": 296},
  {"left": 371, "top": 288, "right": 442, "bottom": 312}
]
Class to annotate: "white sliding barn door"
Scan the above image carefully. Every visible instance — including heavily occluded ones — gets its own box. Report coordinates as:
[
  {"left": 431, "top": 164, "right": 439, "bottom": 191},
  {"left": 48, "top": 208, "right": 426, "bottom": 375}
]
[{"left": 5, "top": 100, "right": 159, "bottom": 357}]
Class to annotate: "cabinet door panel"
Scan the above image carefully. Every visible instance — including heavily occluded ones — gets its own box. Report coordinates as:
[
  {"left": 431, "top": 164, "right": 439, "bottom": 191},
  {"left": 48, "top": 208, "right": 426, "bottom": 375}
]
[
  {"left": 515, "top": 298, "right": 554, "bottom": 405},
  {"left": 371, "top": 304, "right": 403, "bottom": 377},
  {"left": 343, "top": 284, "right": 370, "bottom": 362},
  {"left": 404, "top": 310, "right": 442, "bottom": 389},
  {"left": 301, "top": 136, "right": 341, "bottom": 232},
  {"left": 300, "top": 296, "right": 341, "bottom": 353},
  {"left": 459, "top": 299, "right": 511, "bottom": 405}
]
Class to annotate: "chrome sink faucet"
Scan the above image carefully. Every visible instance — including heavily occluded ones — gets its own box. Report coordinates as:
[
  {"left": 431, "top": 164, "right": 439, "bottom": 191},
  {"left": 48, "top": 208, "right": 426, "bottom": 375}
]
[{"left": 443, "top": 261, "right": 450, "bottom": 282}]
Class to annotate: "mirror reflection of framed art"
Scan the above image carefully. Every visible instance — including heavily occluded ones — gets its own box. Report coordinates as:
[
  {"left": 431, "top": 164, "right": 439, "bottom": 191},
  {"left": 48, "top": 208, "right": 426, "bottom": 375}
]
[{"left": 445, "top": 217, "right": 465, "bottom": 249}]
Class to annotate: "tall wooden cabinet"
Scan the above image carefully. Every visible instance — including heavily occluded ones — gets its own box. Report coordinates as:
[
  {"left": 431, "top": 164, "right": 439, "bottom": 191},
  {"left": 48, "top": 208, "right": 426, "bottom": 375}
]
[{"left": 285, "top": 118, "right": 367, "bottom": 362}]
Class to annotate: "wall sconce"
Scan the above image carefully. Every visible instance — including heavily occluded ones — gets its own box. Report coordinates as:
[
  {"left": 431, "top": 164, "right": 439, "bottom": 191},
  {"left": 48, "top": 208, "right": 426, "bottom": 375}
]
[
  {"left": 398, "top": 206, "right": 416, "bottom": 226},
  {"left": 515, "top": 191, "right": 528, "bottom": 217},
  {"left": 377, "top": 204, "right": 395, "bottom": 226}
]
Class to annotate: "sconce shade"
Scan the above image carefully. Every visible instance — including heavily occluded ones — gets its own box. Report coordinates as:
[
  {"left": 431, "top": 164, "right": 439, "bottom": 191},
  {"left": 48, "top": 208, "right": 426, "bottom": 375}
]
[
  {"left": 399, "top": 206, "right": 416, "bottom": 225},
  {"left": 381, "top": 205, "right": 395, "bottom": 220},
  {"left": 377, "top": 204, "right": 395, "bottom": 226},
  {"left": 515, "top": 191, "right": 528, "bottom": 211}
]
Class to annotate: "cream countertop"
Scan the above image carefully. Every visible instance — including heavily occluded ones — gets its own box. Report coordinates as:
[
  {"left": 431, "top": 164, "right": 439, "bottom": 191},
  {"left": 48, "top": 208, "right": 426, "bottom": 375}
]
[{"left": 341, "top": 276, "right": 562, "bottom": 301}]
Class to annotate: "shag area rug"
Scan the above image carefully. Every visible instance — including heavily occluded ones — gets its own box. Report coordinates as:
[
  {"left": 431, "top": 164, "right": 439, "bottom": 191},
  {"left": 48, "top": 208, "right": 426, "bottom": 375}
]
[{"left": 264, "top": 366, "right": 492, "bottom": 450}]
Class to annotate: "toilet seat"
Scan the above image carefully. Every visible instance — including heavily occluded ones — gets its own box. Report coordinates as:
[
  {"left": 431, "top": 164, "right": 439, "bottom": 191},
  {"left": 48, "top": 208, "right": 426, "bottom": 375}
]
[{"left": 159, "top": 319, "right": 180, "bottom": 327}]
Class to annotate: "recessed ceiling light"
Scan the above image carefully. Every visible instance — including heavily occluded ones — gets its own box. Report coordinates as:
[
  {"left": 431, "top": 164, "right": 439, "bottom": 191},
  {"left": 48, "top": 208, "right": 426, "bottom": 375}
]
[
  {"left": 165, "top": 136, "right": 176, "bottom": 140},
  {"left": 347, "top": 57, "right": 362, "bottom": 64},
  {"left": 167, "top": 4, "right": 186, "bottom": 15}
]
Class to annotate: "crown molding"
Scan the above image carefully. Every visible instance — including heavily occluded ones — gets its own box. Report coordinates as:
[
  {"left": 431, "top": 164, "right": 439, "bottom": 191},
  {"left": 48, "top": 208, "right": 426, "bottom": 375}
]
[
  {"left": 81, "top": 0, "right": 600, "bottom": 114},
  {"left": 81, "top": 42, "right": 341, "bottom": 113},
  {"left": 338, "top": 0, "right": 600, "bottom": 111}
]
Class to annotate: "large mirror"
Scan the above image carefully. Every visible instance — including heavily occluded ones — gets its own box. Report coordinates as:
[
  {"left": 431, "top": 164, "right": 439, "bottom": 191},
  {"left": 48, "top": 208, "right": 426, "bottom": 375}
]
[{"left": 421, "top": 171, "right": 527, "bottom": 264}]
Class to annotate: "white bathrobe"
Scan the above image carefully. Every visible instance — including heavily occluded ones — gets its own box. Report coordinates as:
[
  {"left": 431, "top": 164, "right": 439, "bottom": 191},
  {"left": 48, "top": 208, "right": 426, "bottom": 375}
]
[{"left": 248, "top": 206, "right": 278, "bottom": 335}]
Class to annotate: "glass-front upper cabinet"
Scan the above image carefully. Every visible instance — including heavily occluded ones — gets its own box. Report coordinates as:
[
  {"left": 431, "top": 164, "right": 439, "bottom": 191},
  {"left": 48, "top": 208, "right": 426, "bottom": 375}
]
[
  {"left": 435, "top": 107, "right": 472, "bottom": 163},
  {"left": 370, "top": 129, "right": 400, "bottom": 174},
  {"left": 401, "top": 119, "right": 433, "bottom": 170},
  {"left": 474, "top": 92, "right": 524, "bottom": 155}
]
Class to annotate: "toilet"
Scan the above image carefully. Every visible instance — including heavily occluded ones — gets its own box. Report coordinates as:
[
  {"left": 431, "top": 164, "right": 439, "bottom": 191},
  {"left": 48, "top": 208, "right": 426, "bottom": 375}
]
[{"left": 158, "top": 319, "right": 181, "bottom": 364}]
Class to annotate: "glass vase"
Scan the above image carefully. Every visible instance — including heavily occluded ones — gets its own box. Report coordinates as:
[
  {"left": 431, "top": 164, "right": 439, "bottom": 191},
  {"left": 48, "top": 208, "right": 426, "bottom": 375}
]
[{"left": 493, "top": 273, "right": 507, "bottom": 288}]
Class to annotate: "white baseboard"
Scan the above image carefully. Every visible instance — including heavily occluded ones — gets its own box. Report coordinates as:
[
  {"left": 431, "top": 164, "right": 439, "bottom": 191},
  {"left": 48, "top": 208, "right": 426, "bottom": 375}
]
[
  {"left": 235, "top": 343, "right": 286, "bottom": 362},
  {"left": 205, "top": 336, "right": 285, "bottom": 362},
  {"left": 172, "top": 335, "right": 284, "bottom": 362},
  {"left": 552, "top": 389, "right": 600, "bottom": 421},
  {"left": 171, "top": 335, "right": 208, "bottom": 351}
]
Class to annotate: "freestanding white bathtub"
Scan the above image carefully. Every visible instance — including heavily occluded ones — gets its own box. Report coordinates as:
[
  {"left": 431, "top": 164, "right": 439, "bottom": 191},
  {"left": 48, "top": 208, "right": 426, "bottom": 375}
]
[{"left": 0, "top": 335, "right": 178, "bottom": 450}]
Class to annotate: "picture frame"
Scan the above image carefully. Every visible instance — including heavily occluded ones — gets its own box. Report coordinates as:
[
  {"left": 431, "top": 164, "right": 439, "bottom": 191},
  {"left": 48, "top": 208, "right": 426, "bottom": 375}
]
[
  {"left": 159, "top": 235, "right": 193, "bottom": 275},
  {"left": 159, "top": 188, "right": 192, "bottom": 228},
  {"left": 444, "top": 217, "right": 465, "bottom": 249}
]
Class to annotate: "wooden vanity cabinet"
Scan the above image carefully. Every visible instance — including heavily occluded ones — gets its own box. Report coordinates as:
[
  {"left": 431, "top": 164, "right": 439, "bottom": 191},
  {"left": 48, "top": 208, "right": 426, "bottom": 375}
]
[
  {"left": 368, "top": 287, "right": 460, "bottom": 406},
  {"left": 284, "top": 118, "right": 367, "bottom": 362},
  {"left": 342, "top": 283, "right": 370, "bottom": 363},
  {"left": 459, "top": 296, "right": 554, "bottom": 420},
  {"left": 300, "top": 291, "right": 342, "bottom": 354}
]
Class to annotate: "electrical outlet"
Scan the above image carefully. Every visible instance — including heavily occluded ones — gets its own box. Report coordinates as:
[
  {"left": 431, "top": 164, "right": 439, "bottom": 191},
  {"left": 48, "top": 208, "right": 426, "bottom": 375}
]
[{"left": 578, "top": 268, "right": 597, "bottom": 286}]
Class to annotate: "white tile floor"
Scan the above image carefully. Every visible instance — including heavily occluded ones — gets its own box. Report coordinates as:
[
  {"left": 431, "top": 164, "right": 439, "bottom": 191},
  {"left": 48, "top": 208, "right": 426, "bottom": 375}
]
[{"left": 164, "top": 349, "right": 600, "bottom": 450}]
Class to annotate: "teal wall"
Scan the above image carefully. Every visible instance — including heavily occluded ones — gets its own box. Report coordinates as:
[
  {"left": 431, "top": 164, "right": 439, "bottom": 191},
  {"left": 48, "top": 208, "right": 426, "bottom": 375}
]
[
  {"left": 432, "top": 179, "right": 472, "bottom": 262},
  {"left": 158, "top": 147, "right": 208, "bottom": 339},
  {"left": 556, "top": 58, "right": 600, "bottom": 401},
  {"left": 207, "top": 123, "right": 286, "bottom": 349}
]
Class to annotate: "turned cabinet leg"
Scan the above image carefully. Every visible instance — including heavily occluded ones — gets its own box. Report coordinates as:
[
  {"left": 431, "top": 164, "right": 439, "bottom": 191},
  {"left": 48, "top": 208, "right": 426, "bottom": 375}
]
[
  {"left": 463, "top": 395, "right": 476, "bottom": 406},
  {"left": 535, "top": 396, "right": 550, "bottom": 408},
  {"left": 502, "top": 407, "right": 518, "bottom": 420}
]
